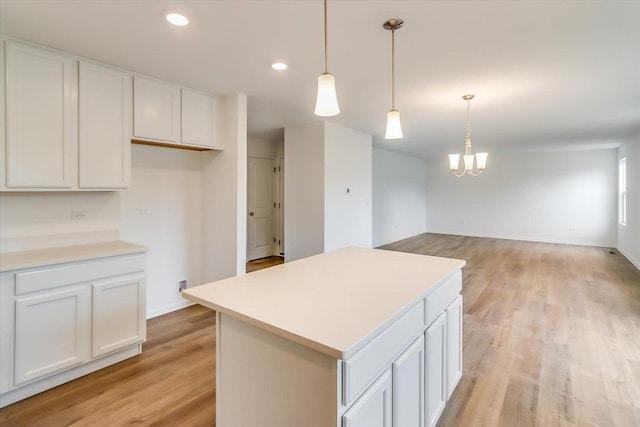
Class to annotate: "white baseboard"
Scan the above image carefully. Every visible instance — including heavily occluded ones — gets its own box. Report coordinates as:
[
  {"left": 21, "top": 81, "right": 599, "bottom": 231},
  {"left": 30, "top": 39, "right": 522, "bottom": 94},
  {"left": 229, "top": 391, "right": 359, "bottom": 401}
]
[
  {"left": 428, "top": 230, "right": 615, "bottom": 248},
  {"left": 146, "top": 299, "right": 194, "bottom": 319},
  {"left": 617, "top": 247, "right": 640, "bottom": 271}
]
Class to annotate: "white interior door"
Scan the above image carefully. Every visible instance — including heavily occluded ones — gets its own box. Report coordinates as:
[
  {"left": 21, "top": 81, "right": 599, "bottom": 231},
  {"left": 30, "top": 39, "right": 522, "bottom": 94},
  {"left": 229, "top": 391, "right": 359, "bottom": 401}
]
[{"left": 248, "top": 157, "right": 275, "bottom": 261}]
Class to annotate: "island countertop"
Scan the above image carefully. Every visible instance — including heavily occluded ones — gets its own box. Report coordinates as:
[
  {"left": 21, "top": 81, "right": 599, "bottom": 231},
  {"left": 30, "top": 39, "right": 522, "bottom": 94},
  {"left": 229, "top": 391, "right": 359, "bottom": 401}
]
[{"left": 182, "top": 246, "right": 465, "bottom": 360}]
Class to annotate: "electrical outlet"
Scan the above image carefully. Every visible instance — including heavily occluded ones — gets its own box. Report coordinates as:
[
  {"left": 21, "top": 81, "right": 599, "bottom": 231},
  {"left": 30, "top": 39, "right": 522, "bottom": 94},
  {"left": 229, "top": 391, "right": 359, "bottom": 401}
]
[
  {"left": 70, "top": 210, "right": 88, "bottom": 221},
  {"left": 178, "top": 280, "right": 187, "bottom": 293}
]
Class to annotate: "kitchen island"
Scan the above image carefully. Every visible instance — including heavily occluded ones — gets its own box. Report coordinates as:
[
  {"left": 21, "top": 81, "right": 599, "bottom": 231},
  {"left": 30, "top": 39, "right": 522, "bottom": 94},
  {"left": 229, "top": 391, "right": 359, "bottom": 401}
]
[{"left": 183, "top": 246, "right": 465, "bottom": 427}]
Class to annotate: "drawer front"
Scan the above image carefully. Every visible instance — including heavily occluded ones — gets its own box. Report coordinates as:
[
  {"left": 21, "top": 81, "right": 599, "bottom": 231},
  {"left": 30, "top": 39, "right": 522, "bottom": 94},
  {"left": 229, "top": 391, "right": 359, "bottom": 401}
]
[
  {"left": 425, "top": 270, "right": 462, "bottom": 326},
  {"left": 15, "top": 254, "right": 145, "bottom": 295},
  {"left": 343, "top": 301, "right": 425, "bottom": 406}
]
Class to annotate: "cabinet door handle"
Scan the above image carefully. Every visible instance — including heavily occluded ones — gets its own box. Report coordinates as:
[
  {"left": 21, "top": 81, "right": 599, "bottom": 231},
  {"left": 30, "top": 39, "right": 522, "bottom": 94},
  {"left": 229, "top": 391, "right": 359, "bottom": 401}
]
[{"left": 249, "top": 212, "right": 255, "bottom": 216}]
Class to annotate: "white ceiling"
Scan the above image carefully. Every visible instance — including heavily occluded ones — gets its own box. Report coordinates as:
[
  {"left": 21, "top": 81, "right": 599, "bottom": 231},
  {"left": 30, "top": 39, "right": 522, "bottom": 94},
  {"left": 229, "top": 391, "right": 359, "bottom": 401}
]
[{"left": 1, "top": 0, "right": 639, "bottom": 160}]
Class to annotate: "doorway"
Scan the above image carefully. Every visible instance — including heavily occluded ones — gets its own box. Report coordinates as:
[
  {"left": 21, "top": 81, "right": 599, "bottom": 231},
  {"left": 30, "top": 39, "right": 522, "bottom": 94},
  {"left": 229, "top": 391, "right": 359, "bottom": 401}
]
[{"left": 246, "top": 138, "right": 284, "bottom": 264}]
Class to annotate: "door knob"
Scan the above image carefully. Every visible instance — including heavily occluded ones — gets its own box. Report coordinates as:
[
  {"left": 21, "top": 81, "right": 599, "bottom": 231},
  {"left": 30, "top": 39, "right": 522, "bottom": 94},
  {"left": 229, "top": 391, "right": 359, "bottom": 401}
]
[{"left": 249, "top": 212, "right": 255, "bottom": 216}]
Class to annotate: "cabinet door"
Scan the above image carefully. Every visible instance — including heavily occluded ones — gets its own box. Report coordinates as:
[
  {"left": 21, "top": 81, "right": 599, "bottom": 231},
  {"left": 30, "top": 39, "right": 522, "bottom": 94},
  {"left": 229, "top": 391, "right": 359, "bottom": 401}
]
[
  {"left": 133, "top": 76, "right": 180, "bottom": 142},
  {"left": 14, "top": 286, "right": 90, "bottom": 385},
  {"left": 425, "top": 312, "right": 446, "bottom": 427},
  {"left": 392, "top": 335, "right": 424, "bottom": 427},
  {"left": 78, "top": 61, "right": 131, "bottom": 189},
  {"left": 92, "top": 273, "right": 146, "bottom": 357},
  {"left": 446, "top": 295, "right": 463, "bottom": 398},
  {"left": 5, "top": 40, "right": 75, "bottom": 188},
  {"left": 181, "top": 89, "right": 217, "bottom": 148},
  {"left": 342, "top": 370, "right": 392, "bottom": 427}
]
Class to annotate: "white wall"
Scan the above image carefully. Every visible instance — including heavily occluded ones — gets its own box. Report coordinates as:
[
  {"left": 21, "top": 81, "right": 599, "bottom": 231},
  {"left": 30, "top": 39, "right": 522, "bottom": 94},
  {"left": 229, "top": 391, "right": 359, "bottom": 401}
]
[
  {"left": 120, "top": 144, "right": 202, "bottom": 318},
  {"left": 248, "top": 136, "right": 279, "bottom": 159},
  {"left": 284, "top": 122, "right": 325, "bottom": 262},
  {"left": 0, "top": 192, "right": 119, "bottom": 252},
  {"left": 425, "top": 149, "right": 618, "bottom": 247},
  {"left": 618, "top": 136, "right": 640, "bottom": 268},
  {"left": 324, "top": 122, "right": 372, "bottom": 251},
  {"left": 372, "top": 148, "right": 427, "bottom": 247},
  {"left": 201, "top": 94, "right": 248, "bottom": 282},
  {"left": 284, "top": 122, "right": 373, "bottom": 261}
]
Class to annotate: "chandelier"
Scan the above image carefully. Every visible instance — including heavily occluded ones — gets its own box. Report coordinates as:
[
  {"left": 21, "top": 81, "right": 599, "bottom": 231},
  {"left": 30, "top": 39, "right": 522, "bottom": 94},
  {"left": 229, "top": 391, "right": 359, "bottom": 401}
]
[{"left": 448, "top": 94, "right": 487, "bottom": 177}]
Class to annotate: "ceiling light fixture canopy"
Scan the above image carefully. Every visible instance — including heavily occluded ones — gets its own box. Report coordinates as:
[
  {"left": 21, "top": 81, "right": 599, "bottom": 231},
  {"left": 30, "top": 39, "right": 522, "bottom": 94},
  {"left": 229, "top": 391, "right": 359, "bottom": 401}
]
[
  {"left": 384, "top": 18, "right": 403, "bottom": 140},
  {"left": 449, "top": 94, "right": 488, "bottom": 177},
  {"left": 314, "top": 0, "right": 340, "bottom": 117}
]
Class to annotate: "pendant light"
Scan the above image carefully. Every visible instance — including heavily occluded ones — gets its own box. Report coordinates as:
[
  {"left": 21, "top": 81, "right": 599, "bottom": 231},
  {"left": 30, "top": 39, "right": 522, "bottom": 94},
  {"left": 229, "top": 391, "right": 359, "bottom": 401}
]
[
  {"left": 384, "top": 18, "right": 403, "bottom": 139},
  {"left": 449, "top": 94, "right": 488, "bottom": 177},
  {"left": 314, "top": 0, "right": 340, "bottom": 116}
]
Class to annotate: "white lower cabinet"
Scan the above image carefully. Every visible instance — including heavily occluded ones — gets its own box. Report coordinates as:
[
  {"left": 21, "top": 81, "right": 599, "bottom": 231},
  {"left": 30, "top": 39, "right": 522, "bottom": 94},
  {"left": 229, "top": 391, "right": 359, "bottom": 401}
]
[
  {"left": 425, "top": 312, "right": 447, "bottom": 427},
  {"left": 14, "top": 286, "right": 91, "bottom": 386},
  {"left": 92, "top": 273, "right": 145, "bottom": 358},
  {"left": 342, "top": 370, "right": 392, "bottom": 427},
  {"left": 0, "top": 250, "right": 146, "bottom": 408},
  {"left": 392, "top": 335, "right": 424, "bottom": 427},
  {"left": 446, "top": 295, "right": 463, "bottom": 399}
]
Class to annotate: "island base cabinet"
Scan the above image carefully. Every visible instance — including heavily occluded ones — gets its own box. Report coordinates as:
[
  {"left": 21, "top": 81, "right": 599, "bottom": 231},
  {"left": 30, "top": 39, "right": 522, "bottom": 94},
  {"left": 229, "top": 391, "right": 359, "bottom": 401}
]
[
  {"left": 216, "top": 314, "right": 339, "bottom": 427},
  {"left": 425, "top": 312, "right": 447, "bottom": 427},
  {"left": 446, "top": 295, "right": 463, "bottom": 398},
  {"left": 191, "top": 253, "right": 465, "bottom": 427},
  {"left": 342, "top": 370, "right": 392, "bottom": 427},
  {"left": 14, "top": 286, "right": 91, "bottom": 386},
  {"left": 392, "top": 336, "right": 424, "bottom": 427}
]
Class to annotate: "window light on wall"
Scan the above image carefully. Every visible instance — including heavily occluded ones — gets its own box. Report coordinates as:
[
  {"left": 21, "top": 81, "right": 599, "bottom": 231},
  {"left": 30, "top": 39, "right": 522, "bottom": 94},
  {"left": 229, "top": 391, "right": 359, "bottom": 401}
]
[{"left": 619, "top": 157, "right": 627, "bottom": 226}]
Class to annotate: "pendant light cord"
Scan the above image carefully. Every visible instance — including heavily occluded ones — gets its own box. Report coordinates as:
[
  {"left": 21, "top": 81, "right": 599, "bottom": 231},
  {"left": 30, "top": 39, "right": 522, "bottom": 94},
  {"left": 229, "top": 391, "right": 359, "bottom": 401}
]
[
  {"left": 323, "top": 0, "right": 328, "bottom": 74},
  {"left": 391, "top": 28, "right": 395, "bottom": 110}
]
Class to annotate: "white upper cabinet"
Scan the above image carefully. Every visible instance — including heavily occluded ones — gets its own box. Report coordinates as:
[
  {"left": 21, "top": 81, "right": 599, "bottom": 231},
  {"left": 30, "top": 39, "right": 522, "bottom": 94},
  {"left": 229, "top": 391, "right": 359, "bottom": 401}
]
[
  {"left": 132, "top": 76, "right": 219, "bottom": 150},
  {"left": 4, "top": 40, "right": 75, "bottom": 189},
  {"left": 1, "top": 39, "right": 133, "bottom": 191},
  {"left": 79, "top": 61, "right": 132, "bottom": 189},
  {"left": 133, "top": 76, "right": 180, "bottom": 143},
  {"left": 181, "top": 88, "right": 217, "bottom": 149}
]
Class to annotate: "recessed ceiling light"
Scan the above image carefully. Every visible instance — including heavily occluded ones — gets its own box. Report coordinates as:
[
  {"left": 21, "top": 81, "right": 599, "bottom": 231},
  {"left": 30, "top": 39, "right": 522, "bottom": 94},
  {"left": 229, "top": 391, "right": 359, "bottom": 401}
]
[
  {"left": 166, "top": 13, "right": 189, "bottom": 26},
  {"left": 272, "top": 62, "right": 288, "bottom": 71}
]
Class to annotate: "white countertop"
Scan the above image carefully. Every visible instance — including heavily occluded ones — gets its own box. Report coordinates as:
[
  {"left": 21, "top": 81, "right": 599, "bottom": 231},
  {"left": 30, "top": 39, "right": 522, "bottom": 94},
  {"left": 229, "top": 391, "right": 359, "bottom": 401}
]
[
  {"left": 0, "top": 241, "right": 147, "bottom": 272},
  {"left": 183, "top": 247, "right": 465, "bottom": 359}
]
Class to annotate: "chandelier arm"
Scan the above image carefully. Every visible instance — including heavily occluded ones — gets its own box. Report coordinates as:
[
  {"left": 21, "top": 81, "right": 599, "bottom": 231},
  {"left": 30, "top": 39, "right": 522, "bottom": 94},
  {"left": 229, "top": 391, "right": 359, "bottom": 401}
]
[
  {"left": 469, "top": 169, "right": 483, "bottom": 177},
  {"left": 451, "top": 169, "right": 467, "bottom": 178}
]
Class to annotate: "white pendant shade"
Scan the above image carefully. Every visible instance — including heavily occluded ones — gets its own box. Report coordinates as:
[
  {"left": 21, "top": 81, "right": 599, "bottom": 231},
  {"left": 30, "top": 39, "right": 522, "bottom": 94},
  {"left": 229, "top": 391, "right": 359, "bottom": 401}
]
[
  {"left": 314, "top": 73, "right": 340, "bottom": 117},
  {"left": 385, "top": 109, "right": 403, "bottom": 139},
  {"left": 475, "top": 152, "right": 488, "bottom": 170},
  {"left": 448, "top": 154, "right": 460, "bottom": 171},
  {"left": 463, "top": 154, "right": 475, "bottom": 171}
]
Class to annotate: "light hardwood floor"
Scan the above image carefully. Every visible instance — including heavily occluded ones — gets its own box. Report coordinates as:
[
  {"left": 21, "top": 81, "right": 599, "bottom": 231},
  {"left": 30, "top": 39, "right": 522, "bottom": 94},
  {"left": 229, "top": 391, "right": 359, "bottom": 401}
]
[
  {"left": 380, "top": 233, "right": 640, "bottom": 427},
  {"left": 1, "top": 233, "right": 639, "bottom": 426}
]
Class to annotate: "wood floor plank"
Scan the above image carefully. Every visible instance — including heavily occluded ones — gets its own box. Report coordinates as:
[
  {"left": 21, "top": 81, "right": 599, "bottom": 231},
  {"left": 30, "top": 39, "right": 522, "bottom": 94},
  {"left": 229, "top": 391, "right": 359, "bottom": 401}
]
[{"left": 1, "top": 233, "right": 639, "bottom": 426}]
